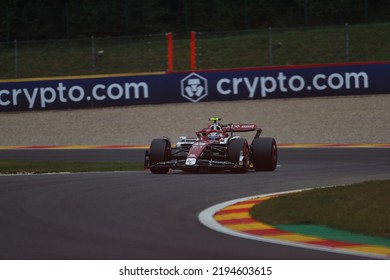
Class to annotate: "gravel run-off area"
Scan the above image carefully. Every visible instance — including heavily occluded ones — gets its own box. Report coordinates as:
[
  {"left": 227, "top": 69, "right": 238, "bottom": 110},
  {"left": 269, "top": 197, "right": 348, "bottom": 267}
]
[{"left": 1, "top": 94, "right": 389, "bottom": 146}]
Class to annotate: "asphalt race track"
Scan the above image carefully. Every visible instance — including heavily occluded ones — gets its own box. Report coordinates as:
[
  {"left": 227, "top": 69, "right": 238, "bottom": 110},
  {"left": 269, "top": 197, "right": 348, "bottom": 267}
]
[{"left": 0, "top": 148, "right": 389, "bottom": 260}]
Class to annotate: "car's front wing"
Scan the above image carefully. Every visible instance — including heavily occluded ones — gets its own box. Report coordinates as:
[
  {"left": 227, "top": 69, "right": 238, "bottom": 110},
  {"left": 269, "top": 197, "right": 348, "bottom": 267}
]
[{"left": 147, "top": 158, "right": 242, "bottom": 171}]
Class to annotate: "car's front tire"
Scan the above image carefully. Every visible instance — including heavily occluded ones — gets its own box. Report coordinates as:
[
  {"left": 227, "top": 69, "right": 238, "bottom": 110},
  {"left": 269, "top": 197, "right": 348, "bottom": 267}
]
[
  {"left": 228, "top": 138, "right": 250, "bottom": 173},
  {"left": 251, "top": 137, "right": 277, "bottom": 171},
  {"left": 149, "top": 138, "right": 171, "bottom": 174}
]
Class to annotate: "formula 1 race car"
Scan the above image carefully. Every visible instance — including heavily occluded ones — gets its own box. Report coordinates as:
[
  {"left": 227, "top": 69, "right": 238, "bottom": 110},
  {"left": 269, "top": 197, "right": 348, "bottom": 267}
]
[{"left": 144, "top": 118, "right": 277, "bottom": 174}]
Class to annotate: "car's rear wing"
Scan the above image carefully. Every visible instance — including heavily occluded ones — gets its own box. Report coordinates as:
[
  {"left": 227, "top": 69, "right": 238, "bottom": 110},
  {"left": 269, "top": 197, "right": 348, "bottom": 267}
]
[
  {"left": 222, "top": 124, "right": 262, "bottom": 139},
  {"left": 222, "top": 124, "right": 257, "bottom": 132}
]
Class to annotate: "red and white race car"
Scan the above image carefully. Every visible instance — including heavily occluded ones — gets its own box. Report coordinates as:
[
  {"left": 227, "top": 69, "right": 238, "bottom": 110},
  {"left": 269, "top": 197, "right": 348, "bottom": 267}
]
[{"left": 144, "top": 117, "right": 277, "bottom": 174}]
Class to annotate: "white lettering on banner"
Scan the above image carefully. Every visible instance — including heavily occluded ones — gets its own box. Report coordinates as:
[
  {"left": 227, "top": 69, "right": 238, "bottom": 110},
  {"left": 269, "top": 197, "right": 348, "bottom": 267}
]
[
  {"left": 0, "top": 70, "right": 371, "bottom": 110},
  {"left": 244, "top": 77, "right": 258, "bottom": 98},
  {"left": 92, "top": 84, "right": 106, "bottom": 100},
  {"left": 107, "top": 83, "right": 123, "bottom": 100},
  {"left": 216, "top": 78, "right": 231, "bottom": 95},
  {"left": 289, "top": 75, "right": 305, "bottom": 91},
  {"left": 126, "top": 82, "right": 149, "bottom": 99},
  {"left": 40, "top": 87, "right": 57, "bottom": 108},
  {"left": 215, "top": 71, "right": 369, "bottom": 98},
  {"left": 12, "top": 89, "right": 21, "bottom": 105},
  {"left": 345, "top": 72, "right": 369, "bottom": 88},
  {"left": 68, "top": 86, "right": 84, "bottom": 102},
  {"left": 260, "top": 76, "right": 277, "bottom": 97},
  {"left": 25, "top": 88, "right": 38, "bottom": 108},
  {"left": 233, "top": 78, "right": 243, "bottom": 94},
  {"left": 0, "top": 89, "right": 10, "bottom": 106},
  {"left": 93, "top": 82, "right": 149, "bottom": 100},
  {"left": 312, "top": 74, "right": 327, "bottom": 90},
  {"left": 0, "top": 81, "right": 149, "bottom": 110},
  {"left": 57, "top": 82, "right": 67, "bottom": 102},
  {"left": 278, "top": 72, "right": 288, "bottom": 92}
]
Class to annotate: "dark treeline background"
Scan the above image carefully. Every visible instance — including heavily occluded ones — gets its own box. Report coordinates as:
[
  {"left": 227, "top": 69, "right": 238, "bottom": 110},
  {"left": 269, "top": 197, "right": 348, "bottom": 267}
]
[{"left": 1, "top": 0, "right": 390, "bottom": 41}]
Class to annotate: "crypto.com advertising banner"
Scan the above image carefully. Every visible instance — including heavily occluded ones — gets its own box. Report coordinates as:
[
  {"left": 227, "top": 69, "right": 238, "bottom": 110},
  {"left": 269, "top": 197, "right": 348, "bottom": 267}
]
[{"left": 1, "top": 62, "right": 389, "bottom": 112}]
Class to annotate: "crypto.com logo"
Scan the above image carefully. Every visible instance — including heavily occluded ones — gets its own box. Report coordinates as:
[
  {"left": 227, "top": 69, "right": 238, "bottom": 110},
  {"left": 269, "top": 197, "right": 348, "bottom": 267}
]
[{"left": 180, "top": 73, "right": 208, "bottom": 102}]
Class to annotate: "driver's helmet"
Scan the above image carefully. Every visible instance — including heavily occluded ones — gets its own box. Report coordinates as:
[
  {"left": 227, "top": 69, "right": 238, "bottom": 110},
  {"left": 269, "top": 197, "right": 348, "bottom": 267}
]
[
  {"left": 207, "top": 119, "right": 223, "bottom": 140},
  {"left": 208, "top": 132, "right": 221, "bottom": 140},
  {"left": 210, "top": 123, "right": 222, "bottom": 131}
]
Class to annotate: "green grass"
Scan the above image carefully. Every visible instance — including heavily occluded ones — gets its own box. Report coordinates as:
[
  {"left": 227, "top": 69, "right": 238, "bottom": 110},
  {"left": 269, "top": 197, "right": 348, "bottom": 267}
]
[
  {"left": 0, "top": 160, "right": 144, "bottom": 174},
  {"left": 250, "top": 180, "right": 390, "bottom": 239},
  {"left": 1, "top": 22, "right": 390, "bottom": 78}
]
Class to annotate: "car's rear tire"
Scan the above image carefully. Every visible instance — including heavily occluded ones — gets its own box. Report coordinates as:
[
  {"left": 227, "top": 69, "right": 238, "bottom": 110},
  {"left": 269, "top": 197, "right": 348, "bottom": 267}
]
[
  {"left": 251, "top": 137, "right": 277, "bottom": 171},
  {"left": 149, "top": 138, "right": 171, "bottom": 174},
  {"left": 228, "top": 138, "right": 250, "bottom": 173}
]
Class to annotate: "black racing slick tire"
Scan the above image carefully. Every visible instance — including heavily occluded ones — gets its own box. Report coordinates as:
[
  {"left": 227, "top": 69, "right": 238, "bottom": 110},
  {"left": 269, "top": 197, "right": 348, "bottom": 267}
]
[
  {"left": 149, "top": 138, "right": 171, "bottom": 174},
  {"left": 228, "top": 138, "right": 250, "bottom": 173},
  {"left": 251, "top": 137, "right": 277, "bottom": 171}
]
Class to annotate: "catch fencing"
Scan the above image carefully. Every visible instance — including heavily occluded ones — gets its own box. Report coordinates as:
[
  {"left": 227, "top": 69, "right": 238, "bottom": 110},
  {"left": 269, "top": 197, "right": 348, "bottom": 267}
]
[
  {"left": 1, "top": 23, "right": 390, "bottom": 79},
  {"left": 0, "top": 34, "right": 168, "bottom": 79}
]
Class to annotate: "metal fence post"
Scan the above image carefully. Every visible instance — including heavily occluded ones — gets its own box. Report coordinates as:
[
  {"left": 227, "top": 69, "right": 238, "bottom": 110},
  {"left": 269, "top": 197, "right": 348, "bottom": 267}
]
[
  {"left": 244, "top": 0, "right": 249, "bottom": 29},
  {"left": 64, "top": 1, "right": 70, "bottom": 38},
  {"left": 364, "top": 0, "right": 368, "bottom": 22},
  {"left": 14, "top": 40, "right": 18, "bottom": 78},
  {"left": 91, "top": 35, "right": 95, "bottom": 72},
  {"left": 304, "top": 0, "right": 309, "bottom": 26},
  {"left": 197, "top": 32, "right": 202, "bottom": 70},
  {"left": 6, "top": 6, "right": 11, "bottom": 43},
  {"left": 147, "top": 34, "right": 152, "bottom": 72},
  {"left": 124, "top": 0, "right": 129, "bottom": 35},
  {"left": 345, "top": 23, "right": 350, "bottom": 62},
  {"left": 268, "top": 27, "right": 273, "bottom": 65}
]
